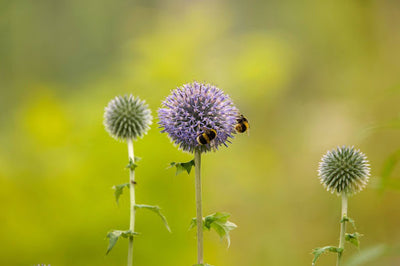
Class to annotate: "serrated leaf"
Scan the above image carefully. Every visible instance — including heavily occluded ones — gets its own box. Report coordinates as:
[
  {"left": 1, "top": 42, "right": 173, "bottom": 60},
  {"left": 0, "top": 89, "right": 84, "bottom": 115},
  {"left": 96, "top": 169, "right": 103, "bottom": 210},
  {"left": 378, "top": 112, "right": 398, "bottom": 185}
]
[
  {"left": 204, "top": 212, "right": 230, "bottom": 229},
  {"left": 126, "top": 158, "right": 139, "bottom": 171},
  {"left": 312, "top": 246, "right": 343, "bottom": 265},
  {"left": 345, "top": 232, "right": 362, "bottom": 248},
  {"left": 106, "top": 230, "right": 139, "bottom": 254},
  {"left": 190, "top": 212, "right": 237, "bottom": 247},
  {"left": 341, "top": 215, "right": 357, "bottom": 230},
  {"left": 169, "top": 159, "right": 195, "bottom": 175},
  {"left": 112, "top": 183, "right": 129, "bottom": 205},
  {"left": 135, "top": 204, "right": 171, "bottom": 232},
  {"left": 189, "top": 217, "right": 197, "bottom": 231}
]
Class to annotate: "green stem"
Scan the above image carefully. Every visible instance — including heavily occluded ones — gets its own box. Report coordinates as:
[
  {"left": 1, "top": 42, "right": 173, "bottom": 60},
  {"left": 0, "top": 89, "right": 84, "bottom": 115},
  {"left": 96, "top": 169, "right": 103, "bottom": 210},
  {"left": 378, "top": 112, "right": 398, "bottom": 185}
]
[
  {"left": 127, "top": 138, "right": 136, "bottom": 266},
  {"left": 337, "top": 193, "right": 348, "bottom": 266},
  {"left": 194, "top": 149, "right": 203, "bottom": 264}
]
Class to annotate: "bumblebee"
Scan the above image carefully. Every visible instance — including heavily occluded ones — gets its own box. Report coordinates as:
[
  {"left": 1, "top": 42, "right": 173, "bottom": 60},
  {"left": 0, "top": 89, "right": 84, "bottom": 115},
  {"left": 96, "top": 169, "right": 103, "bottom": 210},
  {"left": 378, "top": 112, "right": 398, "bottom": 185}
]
[
  {"left": 196, "top": 128, "right": 217, "bottom": 145},
  {"left": 235, "top": 115, "right": 249, "bottom": 134}
]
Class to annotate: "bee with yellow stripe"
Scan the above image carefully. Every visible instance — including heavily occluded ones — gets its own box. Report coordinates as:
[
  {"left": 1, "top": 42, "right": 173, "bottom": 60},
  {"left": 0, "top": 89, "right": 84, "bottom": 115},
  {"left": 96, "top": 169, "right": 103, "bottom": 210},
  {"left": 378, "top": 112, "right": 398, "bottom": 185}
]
[
  {"left": 196, "top": 128, "right": 217, "bottom": 145},
  {"left": 235, "top": 115, "right": 249, "bottom": 134}
]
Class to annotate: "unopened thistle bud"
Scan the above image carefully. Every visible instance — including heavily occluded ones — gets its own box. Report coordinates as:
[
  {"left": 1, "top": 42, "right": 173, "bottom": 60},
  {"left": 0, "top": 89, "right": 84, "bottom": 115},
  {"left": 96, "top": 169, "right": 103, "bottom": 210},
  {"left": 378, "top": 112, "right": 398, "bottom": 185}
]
[
  {"left": 318, "top": 146, "right": 370, "bottom": 195},
  {"left": 104, "top": 95, "right": 152, "bottom": 140}
]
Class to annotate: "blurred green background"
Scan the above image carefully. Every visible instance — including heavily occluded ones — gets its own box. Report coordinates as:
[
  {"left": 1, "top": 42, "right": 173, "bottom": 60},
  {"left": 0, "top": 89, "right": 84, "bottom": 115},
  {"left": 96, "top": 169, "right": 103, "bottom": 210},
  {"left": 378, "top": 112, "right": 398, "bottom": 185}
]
[{"left": 1, "top": 0, "right": 400, "bottom": 265}]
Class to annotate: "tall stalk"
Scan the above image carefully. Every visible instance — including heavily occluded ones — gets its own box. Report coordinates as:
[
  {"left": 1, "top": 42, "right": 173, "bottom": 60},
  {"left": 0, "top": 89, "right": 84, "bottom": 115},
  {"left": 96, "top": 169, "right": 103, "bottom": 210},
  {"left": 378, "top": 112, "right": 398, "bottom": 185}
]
[
  {"left": 313, "top": 146, "right": 370, "bottom": 265},
  {"left": 194, "top": 149, "right": 203, "bottom": 264},
  {"left": 127, "top": 138, "right": 136, "bottom": 266},
  {"left": 337, "top": 193, "right": 348, "bottom": 266}
]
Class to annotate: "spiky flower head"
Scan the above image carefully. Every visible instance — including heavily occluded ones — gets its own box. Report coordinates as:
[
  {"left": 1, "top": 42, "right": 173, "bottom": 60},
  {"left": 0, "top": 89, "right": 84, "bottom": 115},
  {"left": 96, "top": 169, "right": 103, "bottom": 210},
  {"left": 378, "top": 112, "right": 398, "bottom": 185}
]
[
  {"left": 104, "top": 95, "right": 152, "bottom": 141},
  {"left": 158, "top": 81, "right": 239, "bottom": 153},
  {"left": 318, "top": 146, "right": 370, "bottom": 195}
]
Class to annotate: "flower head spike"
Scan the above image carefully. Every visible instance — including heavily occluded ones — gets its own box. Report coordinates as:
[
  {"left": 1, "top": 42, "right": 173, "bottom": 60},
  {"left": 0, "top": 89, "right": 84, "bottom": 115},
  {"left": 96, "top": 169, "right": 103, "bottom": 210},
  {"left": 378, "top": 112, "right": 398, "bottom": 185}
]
[
  {"left": 158, "top": 82, "right": 239, "bottom": 153},
  {"left": 318, "top": 146, "right": 370, "bottom": 195},
  {"left": 104, "top": 95, "right": 152, "bottom": 141}
]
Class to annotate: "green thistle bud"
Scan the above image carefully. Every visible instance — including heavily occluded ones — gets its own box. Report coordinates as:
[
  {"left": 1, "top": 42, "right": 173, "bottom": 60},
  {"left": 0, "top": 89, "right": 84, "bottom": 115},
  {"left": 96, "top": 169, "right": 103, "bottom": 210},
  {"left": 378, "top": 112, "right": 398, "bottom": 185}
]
[
  {"left": 104, "top": 95, "right": 152, "bottom": 140},
  {"left": 318, "top": 146, "right": 370, "bottom": 195}
]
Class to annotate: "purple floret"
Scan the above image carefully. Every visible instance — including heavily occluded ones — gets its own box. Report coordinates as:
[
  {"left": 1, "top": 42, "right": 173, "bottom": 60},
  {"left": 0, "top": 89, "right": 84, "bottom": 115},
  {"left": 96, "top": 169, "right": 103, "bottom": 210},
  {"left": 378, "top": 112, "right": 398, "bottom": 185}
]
[{"left": 158, "top": 82, "right": 239, "bottom": 153}]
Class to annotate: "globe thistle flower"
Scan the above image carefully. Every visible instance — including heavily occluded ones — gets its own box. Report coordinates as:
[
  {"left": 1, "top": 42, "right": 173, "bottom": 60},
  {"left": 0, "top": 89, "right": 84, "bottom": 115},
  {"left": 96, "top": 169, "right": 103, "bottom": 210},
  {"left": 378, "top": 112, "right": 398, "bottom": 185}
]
[
  {"left": 104, "top": 95, "right": 152, "bottom": 141},
  {"left": 158, "top": 81, "right": 239, "bottom": 153},
  {"left": 318, "top": 146, "right": 370, "bottom": 195}
]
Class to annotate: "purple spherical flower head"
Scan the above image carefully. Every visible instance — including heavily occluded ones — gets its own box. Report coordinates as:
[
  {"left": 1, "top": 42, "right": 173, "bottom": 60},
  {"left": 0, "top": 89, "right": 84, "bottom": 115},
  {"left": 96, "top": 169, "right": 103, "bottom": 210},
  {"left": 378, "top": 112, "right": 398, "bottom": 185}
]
[{"left": 158, "top": 82, "right": 239, "bottom": 153}]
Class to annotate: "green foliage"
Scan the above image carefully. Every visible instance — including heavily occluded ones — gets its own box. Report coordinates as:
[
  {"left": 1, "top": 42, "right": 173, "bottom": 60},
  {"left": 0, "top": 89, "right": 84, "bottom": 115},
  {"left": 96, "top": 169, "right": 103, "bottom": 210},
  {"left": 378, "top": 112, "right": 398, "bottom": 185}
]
[
  {"left": 135, "top": 204, "right": 171, "bottom": 232},
  {"left": 112, "top": 183, "right": 129, "bottom": 205},
  {"left": 189, "top": 212, "right": 237, "bottom": 247},
  {"left": 126, "top": 156, "right": 141, "bottom": 171},
  {"left": 169, "top": 159, "right": 195, "bottom": 175},
  {"left": 106, "top": 230, "right": 139, "bottom": 255},
  {"left": 341, "top": 215, "right": 357, "bottom": 230},
  {"left": 312, "top": 246, "right": 343, "bottom": 265},
  {"left": 345, "top": 232, "right": 362, "bottom": 248}
]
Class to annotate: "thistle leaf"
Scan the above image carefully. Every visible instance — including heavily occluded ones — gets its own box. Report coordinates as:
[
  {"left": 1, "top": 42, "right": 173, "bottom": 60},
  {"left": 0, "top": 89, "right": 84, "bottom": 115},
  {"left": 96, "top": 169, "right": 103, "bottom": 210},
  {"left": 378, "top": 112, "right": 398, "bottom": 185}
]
[
  {"left": 188, "top": 218, "right": 197, "bottom": 231},
  {"left": 341, "top": 215, "right": 357, "bottom": 230},
  {"left": 190, "top": 212, "right": 237, "bottom": 247},
  {"left": 169, "top": 159, "right": 195, "bottom": 175},
  {"left": 112, "top": 183, "right": 129, "bottom": 204},
  {"left": 312, "top": 246, "right": 343, "bottom": 265},
  {"left": 135, "top": 204, "right": 171, "bottom": 232},
  {"left": 106, "top": 230, "right": 139, "bottom": 254},
  {"left": 346, "top": 232, "right": 362, "bottom": 248},
  {"left": 126, "top": 158, "right": 139, "bottom": 171}
]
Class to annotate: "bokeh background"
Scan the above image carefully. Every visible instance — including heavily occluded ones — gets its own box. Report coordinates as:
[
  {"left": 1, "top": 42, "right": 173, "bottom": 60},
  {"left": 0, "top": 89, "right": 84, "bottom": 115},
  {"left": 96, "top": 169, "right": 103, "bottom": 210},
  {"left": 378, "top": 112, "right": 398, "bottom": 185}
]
[{"left": 1, "top": 0, "right": 400, "bottom": 265}]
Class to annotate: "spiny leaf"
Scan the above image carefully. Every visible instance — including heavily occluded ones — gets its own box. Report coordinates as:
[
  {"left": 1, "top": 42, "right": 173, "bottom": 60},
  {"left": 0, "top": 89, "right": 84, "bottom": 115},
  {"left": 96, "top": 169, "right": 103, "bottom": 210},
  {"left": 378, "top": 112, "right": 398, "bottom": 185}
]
[
  {"left": 312, "top": 246, "right": 343, "bottom": 265},
  {"left": 190, "top": 212, "right": 237, "bottom": 247},
  {"left": 341, "top": 215, "right": 357, "bottom": 230},
  {"left": 135, "top": 204, "right": 171, "bottom": 232},
  {"left": 169, "top": 159, "right": 195, "bottom": 175},
  {"left": 204, "top": 212, "right": 230, "bottom": 229},
  {"left": 189, "top": 217, "right": 197, "bottom": 231},
  {"left": 346, "top": 232, "right": 362, "bottom": 248},
  {"left": 126, "top": 158, "right": 139, "bottom": 171},
  {"left": 106, "top": 230, "right": 139, "bottom": 254},
  {"left": 112, "top": 183, "right": 129, "bottom": 205}
]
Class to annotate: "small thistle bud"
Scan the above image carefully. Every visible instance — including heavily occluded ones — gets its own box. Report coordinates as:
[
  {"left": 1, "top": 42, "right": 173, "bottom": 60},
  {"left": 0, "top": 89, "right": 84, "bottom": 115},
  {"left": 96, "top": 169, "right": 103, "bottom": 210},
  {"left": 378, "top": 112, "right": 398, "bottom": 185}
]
[
  {"left": 318, "top": 146, "right": 370, "bottom": 195},
  {"left": 158, "top": 81, "right": 239, "bottom": 153},
  {"left": 104, "top": 95, "right": 152, "bottom": 140}
]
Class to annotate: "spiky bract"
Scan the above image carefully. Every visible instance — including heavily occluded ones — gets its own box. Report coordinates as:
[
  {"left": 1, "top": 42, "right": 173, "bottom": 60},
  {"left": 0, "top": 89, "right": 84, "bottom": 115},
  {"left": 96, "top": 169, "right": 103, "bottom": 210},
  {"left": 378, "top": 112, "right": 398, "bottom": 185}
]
[
  {"left": 104, "top": 95, "right": 152, "bottom": 140},
  {"left": 318, "top": 146, "right": 370, "bottom": 195},
  {"left": 158, "top": 82, "right": 239, "bottom": 153}
]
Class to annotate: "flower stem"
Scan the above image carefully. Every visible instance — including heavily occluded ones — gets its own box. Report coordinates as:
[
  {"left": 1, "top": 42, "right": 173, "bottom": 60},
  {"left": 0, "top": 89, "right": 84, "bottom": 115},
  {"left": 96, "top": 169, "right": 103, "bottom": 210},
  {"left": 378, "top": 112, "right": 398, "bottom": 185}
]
[
  {"left": 194, "top": 149, "right": 203, "bottom": 264},
  {"left": 127, "top": 138, "right": 136, "bottom": 266},
  {"left": 337, "top": 193, "right": 348, "bottom": 266}
]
